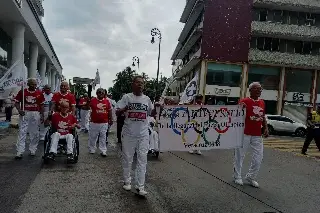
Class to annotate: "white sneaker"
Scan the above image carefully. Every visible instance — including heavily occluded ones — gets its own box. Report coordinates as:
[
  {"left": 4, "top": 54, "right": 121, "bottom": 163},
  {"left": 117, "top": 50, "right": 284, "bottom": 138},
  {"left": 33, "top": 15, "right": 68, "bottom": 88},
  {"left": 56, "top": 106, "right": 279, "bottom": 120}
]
[
  {"left": 89, "top": 150, "right": 95, "bottom": 154},
  {"left": 135, "top": 186, "right": 147, "bottom": 196},
  {"left": 30, "top": 152, "right": 36, "bottom": 156},
  {"left": 195, "top": 150, "right": 202, "bottom": 155},
  {"left": 123, "top": 183, "right": 131, "bottom": 191},
  {"left": 245, "top": 177, "right": 259, "bottom": 188},
  {"left": 188, "top": 150, "right": 194, "bottom": 154},
  {"left": 234, "top": 178, "right": 243, "bottom": 186}
]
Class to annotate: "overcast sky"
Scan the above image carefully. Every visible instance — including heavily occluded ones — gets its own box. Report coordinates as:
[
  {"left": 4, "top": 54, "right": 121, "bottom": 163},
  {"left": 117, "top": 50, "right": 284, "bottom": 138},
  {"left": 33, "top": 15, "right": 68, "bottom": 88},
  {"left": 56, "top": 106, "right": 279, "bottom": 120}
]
[{"left": 42, "top": 0, "right": 185, "bottom": 89}]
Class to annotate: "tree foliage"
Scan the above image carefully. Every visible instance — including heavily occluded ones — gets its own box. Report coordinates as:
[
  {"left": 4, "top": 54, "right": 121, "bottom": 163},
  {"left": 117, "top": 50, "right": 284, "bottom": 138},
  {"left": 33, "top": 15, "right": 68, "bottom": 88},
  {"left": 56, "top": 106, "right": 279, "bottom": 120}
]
[
  {"left": 108, "top": 66, "right": 168, "bottom": 101},
  {"left": 69, "top": 83, "right": 87, "bottom": 98}
]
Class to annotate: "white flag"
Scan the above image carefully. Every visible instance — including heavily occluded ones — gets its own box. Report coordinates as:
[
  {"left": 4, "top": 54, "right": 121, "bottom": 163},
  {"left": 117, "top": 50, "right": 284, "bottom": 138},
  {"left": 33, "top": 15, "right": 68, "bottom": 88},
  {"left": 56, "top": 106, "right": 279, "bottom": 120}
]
[
  {"left": 0, "top": 57, "right": 27, "bottom": 91},
  {"left": 36, "top": 71, "right": 43, "bottom": 89},
  {"left": 55, "top": 77, "right": 61, "bottom": 92},
  {"left": 179, "top": 72, "right": 199, "bottom": 104}
]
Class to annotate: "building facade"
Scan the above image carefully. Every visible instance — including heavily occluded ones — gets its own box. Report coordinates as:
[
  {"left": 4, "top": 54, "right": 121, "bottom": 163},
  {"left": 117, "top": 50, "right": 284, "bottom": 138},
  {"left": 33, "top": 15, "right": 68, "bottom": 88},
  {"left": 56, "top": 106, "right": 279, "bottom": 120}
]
[
  {"left": 0, "top": 0, "right": 62, "bottom": 98},
  {"left": 169, "top": 0, "right": 320, "bottom": 123}
]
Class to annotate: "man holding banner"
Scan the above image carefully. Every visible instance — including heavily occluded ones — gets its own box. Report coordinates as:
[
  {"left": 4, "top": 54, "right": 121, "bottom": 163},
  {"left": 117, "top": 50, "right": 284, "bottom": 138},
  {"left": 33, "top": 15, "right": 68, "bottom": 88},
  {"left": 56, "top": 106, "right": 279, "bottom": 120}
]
[
  {"left": 233, "top": 82, "right": 268, "bottom": 188},
  {"left": 14, "top": 78, "right": 45, "bottom": 159}
]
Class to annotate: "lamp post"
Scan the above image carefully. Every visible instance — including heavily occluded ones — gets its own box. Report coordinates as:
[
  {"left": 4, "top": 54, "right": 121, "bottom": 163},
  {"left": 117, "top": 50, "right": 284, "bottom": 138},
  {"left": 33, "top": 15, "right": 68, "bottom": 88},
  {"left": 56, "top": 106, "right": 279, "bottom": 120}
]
[
  {"left": 132, "top": 56, "right": 140, "bottom": 69},
  {"left": 151, "top": 28, "right": 162, "bottom": 96}
]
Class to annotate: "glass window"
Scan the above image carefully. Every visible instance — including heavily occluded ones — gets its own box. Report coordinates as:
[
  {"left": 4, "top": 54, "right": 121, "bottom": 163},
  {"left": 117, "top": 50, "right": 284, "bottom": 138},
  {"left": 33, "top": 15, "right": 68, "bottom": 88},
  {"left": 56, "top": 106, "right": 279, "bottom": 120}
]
[
  {"left": 206, "top": 63, "right": 242, "bottom": 87},
  {"left": 285, "top": 69, "right": 312, "bottom": 93},
  {"left": 248, "top": 65, "right": 280, "bottom": 90},
  {"left": 259, "top": 9, "right": 268, "bottom": 21},
  {"left": 273, "top": 10, "right": 283, "bottom": 23}
]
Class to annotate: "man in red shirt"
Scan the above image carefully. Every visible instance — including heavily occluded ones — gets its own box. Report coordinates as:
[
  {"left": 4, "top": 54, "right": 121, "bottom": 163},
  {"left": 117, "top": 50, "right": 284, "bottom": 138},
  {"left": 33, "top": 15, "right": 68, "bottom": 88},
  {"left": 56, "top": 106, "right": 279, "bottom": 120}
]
[
  {"left": 51, "top": 81, "right": 76, "bottom": 115},
  {"left": 88, "top": 88, "right": 113, "bottom": 156},
  {"left": 47, "top": 100, "right": 79, "bottom": 162},
  {"left": 14, "top": 78, "right": 45, "bottom": 159},
  {"left": 79, "top": 93, "right": 90, "bottom": 132},
  {"left": 234, "top": 82, "right": 268, "bottom": 188}
]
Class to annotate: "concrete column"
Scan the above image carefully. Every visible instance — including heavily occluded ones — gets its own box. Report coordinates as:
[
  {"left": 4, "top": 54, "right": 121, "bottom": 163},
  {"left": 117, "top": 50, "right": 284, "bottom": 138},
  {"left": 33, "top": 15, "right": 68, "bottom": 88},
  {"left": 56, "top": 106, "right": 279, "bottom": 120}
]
[
  {"left": 28, "top": 43, "right": 38, "bottom": 78},
  {"left": 51, "top": 69, "right": 56, "bottom": 90},
  {"left": 55, "top": 74, "right": 59, "bottom": 90},
  {"left": 39, "top": 56, "right": 46, "bottom": 85},
  {"left": 198, "top": 60, "right": 207, "bottom": 98},
  {"left": 46, "top": 64, "right": 51, "bottom": 85},
  {"left": 311, "top": 70, "right": 318, "bottom": 110},
  {"left": 11, "top": 23, "right": 25, "bottom": 65},
  {"left": 277, "top": 67, "right": 286, "bottom": 114},
  {"left": 240, "top": 64, "right": 249, "bottom": 98}
]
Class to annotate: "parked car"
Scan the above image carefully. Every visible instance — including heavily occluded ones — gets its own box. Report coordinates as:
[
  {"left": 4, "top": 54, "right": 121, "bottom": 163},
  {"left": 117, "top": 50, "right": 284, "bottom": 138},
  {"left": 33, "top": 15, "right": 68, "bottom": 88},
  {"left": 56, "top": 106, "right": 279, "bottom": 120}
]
[{"left": 266, "top": 114, "right": 307, "bottom": 137}]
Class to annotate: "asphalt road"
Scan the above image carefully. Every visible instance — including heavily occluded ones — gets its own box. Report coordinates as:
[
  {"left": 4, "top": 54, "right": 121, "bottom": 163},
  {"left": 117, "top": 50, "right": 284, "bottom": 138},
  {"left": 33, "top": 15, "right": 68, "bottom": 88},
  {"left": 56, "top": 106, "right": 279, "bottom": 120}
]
[{"left": 0, "top": 129, "right": 319, "bottom": 213}]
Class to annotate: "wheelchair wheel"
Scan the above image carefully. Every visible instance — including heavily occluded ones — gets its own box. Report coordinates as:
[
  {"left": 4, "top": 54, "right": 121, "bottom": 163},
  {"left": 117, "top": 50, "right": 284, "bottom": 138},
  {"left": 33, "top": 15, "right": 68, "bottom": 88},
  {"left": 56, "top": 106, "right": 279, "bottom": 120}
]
[{"left": 155, "top": 151, "right": 159, "bottom": 159}]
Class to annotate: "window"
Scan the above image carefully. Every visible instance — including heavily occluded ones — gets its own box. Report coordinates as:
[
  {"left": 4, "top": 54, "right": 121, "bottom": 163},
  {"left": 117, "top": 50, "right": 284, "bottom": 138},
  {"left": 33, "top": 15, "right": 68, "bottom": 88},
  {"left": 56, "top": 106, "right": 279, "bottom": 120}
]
[
  {"left": 257, "top": 37, "right": 264, "bottom": 50},
  {"left": 279, "top": 117, "right": 293, "bottom": 123},
  {"left": 306, "top": 13, "right": 315, "bottom": 26},
  {"left": 259, "top": 10, "right": 268, "bottom": 21},
  {"left": 264, "top": 38, "right": 272, "bottom": 51},
  {"left": 302, "top": 42, "right": 312, "bottom": 54},
  {"left": 206, "top": 63, "right": 242, "bottom": 87},
  {"left": 294, "top": 41, "right": 303, "bottom": 54},
  {"left": 273, "top": 10, "right": 283, "bottom": 23},
  {"left": 248, "top": 65, "right": 280, "bottom": 90},
  {"left": 267, "top": 116, "right": 281, "bottom": 121},
  {"left": 271, "top": 38, "right": 280, "bottom": 51},
  {"left": 286, "top": 69, "right": 313, "bottom": 93}
]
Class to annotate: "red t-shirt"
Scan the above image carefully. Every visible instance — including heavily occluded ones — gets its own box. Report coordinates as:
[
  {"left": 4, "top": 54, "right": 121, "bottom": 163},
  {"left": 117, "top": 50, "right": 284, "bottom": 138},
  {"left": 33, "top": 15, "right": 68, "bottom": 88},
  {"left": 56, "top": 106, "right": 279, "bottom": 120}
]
[
  {"left": 51, "top": 112, "right": 77, "bottom": 135},
  {"left": 239, "top": 97, "right": 265, "bottom": 136},
  {"left": 90, "top": 97, "right": 111, "bottom": 123},
  {"left": 14, "top": 89, "right": 45, "bottom": 111},
  {"left": 52, "top": 92, "right": 76, "bottom": 112}
]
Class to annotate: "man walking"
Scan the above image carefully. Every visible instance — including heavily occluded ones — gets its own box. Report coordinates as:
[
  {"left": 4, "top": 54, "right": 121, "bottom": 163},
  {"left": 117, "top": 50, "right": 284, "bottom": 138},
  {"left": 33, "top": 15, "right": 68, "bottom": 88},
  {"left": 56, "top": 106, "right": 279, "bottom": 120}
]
[
  {"left": 88, "top": 88, "right": 113, "bottom": 156},
  {"left": 116, "top": 76, "right": 154, "bottom": 196},
  {"left": 14, "top": 78, "right": 45, "bottom": 159},
  {"left": 233, "top": 82, "right": 268, "bottom": 188},
  {"left": 4, "top": 92, "right": 14, "bottom": 122},
  {"left": 79, "top": 93, "right": 90, "bottom": 132},
  {"left": 39, "top": 85, "right": 53, "bottom": 142},
  {"left": 301, "top": 105, "right": 320, "bottom": 155}
]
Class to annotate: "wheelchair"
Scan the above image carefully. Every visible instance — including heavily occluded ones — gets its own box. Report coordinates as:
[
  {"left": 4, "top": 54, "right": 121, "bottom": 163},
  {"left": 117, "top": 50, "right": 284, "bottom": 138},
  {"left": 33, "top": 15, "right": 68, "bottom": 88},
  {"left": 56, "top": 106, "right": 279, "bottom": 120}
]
[
  {"left": 42, "top": 126, "right": 80, "bottom": 164},
  {"left": 147, "top": 121, "right": 160, "bottom": 159}
]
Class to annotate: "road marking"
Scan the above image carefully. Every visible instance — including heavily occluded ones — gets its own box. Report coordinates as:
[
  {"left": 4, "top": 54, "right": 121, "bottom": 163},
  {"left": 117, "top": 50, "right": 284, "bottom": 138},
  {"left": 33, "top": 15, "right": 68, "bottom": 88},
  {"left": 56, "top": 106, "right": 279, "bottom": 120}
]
[{"left": 264, "top": 137, "right": 320, "bottom": 160}]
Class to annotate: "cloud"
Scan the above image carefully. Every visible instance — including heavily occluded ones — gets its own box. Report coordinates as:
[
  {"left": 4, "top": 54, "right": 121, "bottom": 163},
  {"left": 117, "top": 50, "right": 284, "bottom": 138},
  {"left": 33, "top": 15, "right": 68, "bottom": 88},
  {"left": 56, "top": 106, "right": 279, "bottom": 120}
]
[{"left": 43, "top": 0, "right": 185, "bottom": 90}]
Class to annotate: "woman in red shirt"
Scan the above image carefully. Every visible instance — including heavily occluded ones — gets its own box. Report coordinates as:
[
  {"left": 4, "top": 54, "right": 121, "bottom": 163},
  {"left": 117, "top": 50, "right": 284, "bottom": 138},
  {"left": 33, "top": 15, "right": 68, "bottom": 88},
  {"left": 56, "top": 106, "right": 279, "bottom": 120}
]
[{"left": 88, "top": 88, "right": 113, "bottom": 157}]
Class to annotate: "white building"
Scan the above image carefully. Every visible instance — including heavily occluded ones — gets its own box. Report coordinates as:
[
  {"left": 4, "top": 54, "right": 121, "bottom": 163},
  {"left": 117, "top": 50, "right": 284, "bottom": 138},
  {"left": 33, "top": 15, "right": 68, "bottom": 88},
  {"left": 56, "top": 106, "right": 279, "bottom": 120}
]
[{"left": 0, "top": 0, "right": 62, "bottom": 97}]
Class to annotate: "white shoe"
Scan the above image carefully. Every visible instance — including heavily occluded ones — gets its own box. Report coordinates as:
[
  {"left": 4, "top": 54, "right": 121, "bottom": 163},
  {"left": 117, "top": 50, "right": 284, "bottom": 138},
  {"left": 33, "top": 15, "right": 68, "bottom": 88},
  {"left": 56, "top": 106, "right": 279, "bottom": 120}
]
[
  {"left": 123, "top": 183, "right": 131, "bottom": 191},
  {"left": 89, "top": 150, "right": 95, "bottom": 154},
  {"left": 245, "top": 177, "right": 259, "bottom": 188},
  {"left": 135, "top": 186, "right": 147, "bottom": 196},
  {"left": 30, "top": 152, "right": 36, "bottom": 156},
  {"left": 234, "top": 178, "right": 243, "bottom": 186},
  {"left": 195, "top": 150, "right": 202, "bottom": 155},
  {"left": 188, "top": 150, "right": 194, "bottom": 154}
]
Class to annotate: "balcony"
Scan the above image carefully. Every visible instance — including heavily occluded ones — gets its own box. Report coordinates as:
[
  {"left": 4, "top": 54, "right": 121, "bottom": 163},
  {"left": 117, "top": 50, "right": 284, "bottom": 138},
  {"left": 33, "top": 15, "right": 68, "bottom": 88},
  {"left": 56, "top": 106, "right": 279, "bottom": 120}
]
[
  {"left": 253, "top": 0, "right": 320, "bottom": 13},
  {"left": 249, "top": 48, "right": 320, "bottom": 69},
  {"left": 180, "top": 0, "right": 197, "bottom": 23},
  {"left": 32, "top": 0, "right": 44, "bottom": 17},
  {"left": 174, "top": 48, "right": 201, "bottom": 78},
  {"left": 178, "top": 0, "right": 204, "bottom": 43},
  {"left": 251, "top": 21, "right": 320, "bottom": 42}
]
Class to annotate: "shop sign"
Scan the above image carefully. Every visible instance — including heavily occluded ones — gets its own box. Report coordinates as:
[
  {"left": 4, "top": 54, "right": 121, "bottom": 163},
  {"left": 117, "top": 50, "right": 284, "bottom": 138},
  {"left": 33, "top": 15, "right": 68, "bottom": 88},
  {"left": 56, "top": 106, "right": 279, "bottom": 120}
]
[
  {"left": 292, "top": 92, "right": 304, "bottom": 102},
  {"left": 284, "top": 101, "right": 313, "bottom": 108},
  {"left": 215, "top": 88, "right": 231, "bottom": 96},
  {"left": 15, "top": 0, "right": 22, "bottom": 8}
]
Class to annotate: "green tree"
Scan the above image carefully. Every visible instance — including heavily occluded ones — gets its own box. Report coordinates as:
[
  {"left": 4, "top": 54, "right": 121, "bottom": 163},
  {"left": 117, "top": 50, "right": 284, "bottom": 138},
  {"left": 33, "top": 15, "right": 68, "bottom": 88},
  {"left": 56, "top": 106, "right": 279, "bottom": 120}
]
[
  {"left": 108, "top": 66, "right": 168, "bottom": 101},
  {"left": 69, "top": 82, "right": 87, "bottom": 98}
]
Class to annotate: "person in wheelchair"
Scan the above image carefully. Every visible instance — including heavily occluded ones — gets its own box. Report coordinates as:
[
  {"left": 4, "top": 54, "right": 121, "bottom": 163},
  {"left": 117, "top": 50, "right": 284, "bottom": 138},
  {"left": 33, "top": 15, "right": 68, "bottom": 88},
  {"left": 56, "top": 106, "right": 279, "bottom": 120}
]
[{"left": 46, "top": 100, "right": 80, "bottom": 162}]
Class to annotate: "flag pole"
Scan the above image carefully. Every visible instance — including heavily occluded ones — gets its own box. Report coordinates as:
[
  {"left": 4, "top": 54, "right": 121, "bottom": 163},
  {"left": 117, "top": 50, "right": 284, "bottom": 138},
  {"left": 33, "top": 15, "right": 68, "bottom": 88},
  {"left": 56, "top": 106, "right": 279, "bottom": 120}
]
[{"left": 22, "top": 54, "right": 25, "bottom": 121}]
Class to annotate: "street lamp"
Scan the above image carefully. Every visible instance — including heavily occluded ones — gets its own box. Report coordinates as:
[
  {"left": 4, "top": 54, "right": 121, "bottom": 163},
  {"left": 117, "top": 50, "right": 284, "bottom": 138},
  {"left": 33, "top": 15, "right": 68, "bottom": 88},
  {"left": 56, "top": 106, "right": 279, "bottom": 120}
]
[
  {"left": 132, "top": 56, "right": 140, "bottom": 69},
  {"left": 151, "top": 27, "right": 162, "bottom": 96}
]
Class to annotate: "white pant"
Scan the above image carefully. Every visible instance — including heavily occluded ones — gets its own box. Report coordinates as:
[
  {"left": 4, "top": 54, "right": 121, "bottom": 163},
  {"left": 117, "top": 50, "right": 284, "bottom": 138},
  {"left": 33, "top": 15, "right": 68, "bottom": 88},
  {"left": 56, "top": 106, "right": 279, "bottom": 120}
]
[
  {"left": 149, "top": 129, "right": 159, "bottom": 151},
  {"left": 234, "top": 135, "right": 263, "bottom": 180},
  {"left": 16, "top": 111, "right": 40, "bottom": 154},
  {"left": 88, "top": 122, "right": 109, "bottom": 153},
  {"left": 80, "top": 109, "right": 89, "bottom": 130},
  {"left": 50, "top": 132, "right": 74, "bottom": 154},
  {"left": 39, "top": 111, "right": 49, "bottom": 140},
  {"left": 122, "top": 134, "right": 149, "bottom": 187}
]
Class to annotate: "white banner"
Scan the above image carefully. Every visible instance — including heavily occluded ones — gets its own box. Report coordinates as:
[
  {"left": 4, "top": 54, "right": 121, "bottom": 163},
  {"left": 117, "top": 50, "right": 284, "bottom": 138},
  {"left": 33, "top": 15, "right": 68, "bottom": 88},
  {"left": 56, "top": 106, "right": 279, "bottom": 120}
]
[
  {"left": 158, "top": 105, "right": 245, "bottom": 151},
  {"left": 0, "top": 58, "right": 26, "bottom": 91}
]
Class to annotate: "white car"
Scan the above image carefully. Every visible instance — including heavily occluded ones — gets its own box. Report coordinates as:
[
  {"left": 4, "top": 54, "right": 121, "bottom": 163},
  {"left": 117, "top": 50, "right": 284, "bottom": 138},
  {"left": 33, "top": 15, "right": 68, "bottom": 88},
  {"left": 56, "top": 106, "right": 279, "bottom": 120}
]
[{"left": 266, "top": 114, "right": 307, "bottom": 137}]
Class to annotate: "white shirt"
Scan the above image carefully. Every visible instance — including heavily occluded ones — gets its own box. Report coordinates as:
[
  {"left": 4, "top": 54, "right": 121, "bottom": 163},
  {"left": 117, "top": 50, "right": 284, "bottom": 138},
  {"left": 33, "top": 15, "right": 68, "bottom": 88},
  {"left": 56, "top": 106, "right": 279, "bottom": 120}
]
[
  {"left": 43, "top": 93, "right": 53, "bottom": 112},
  {"left": 117, "top": 93, "right": 154, "bottom": 138}
]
